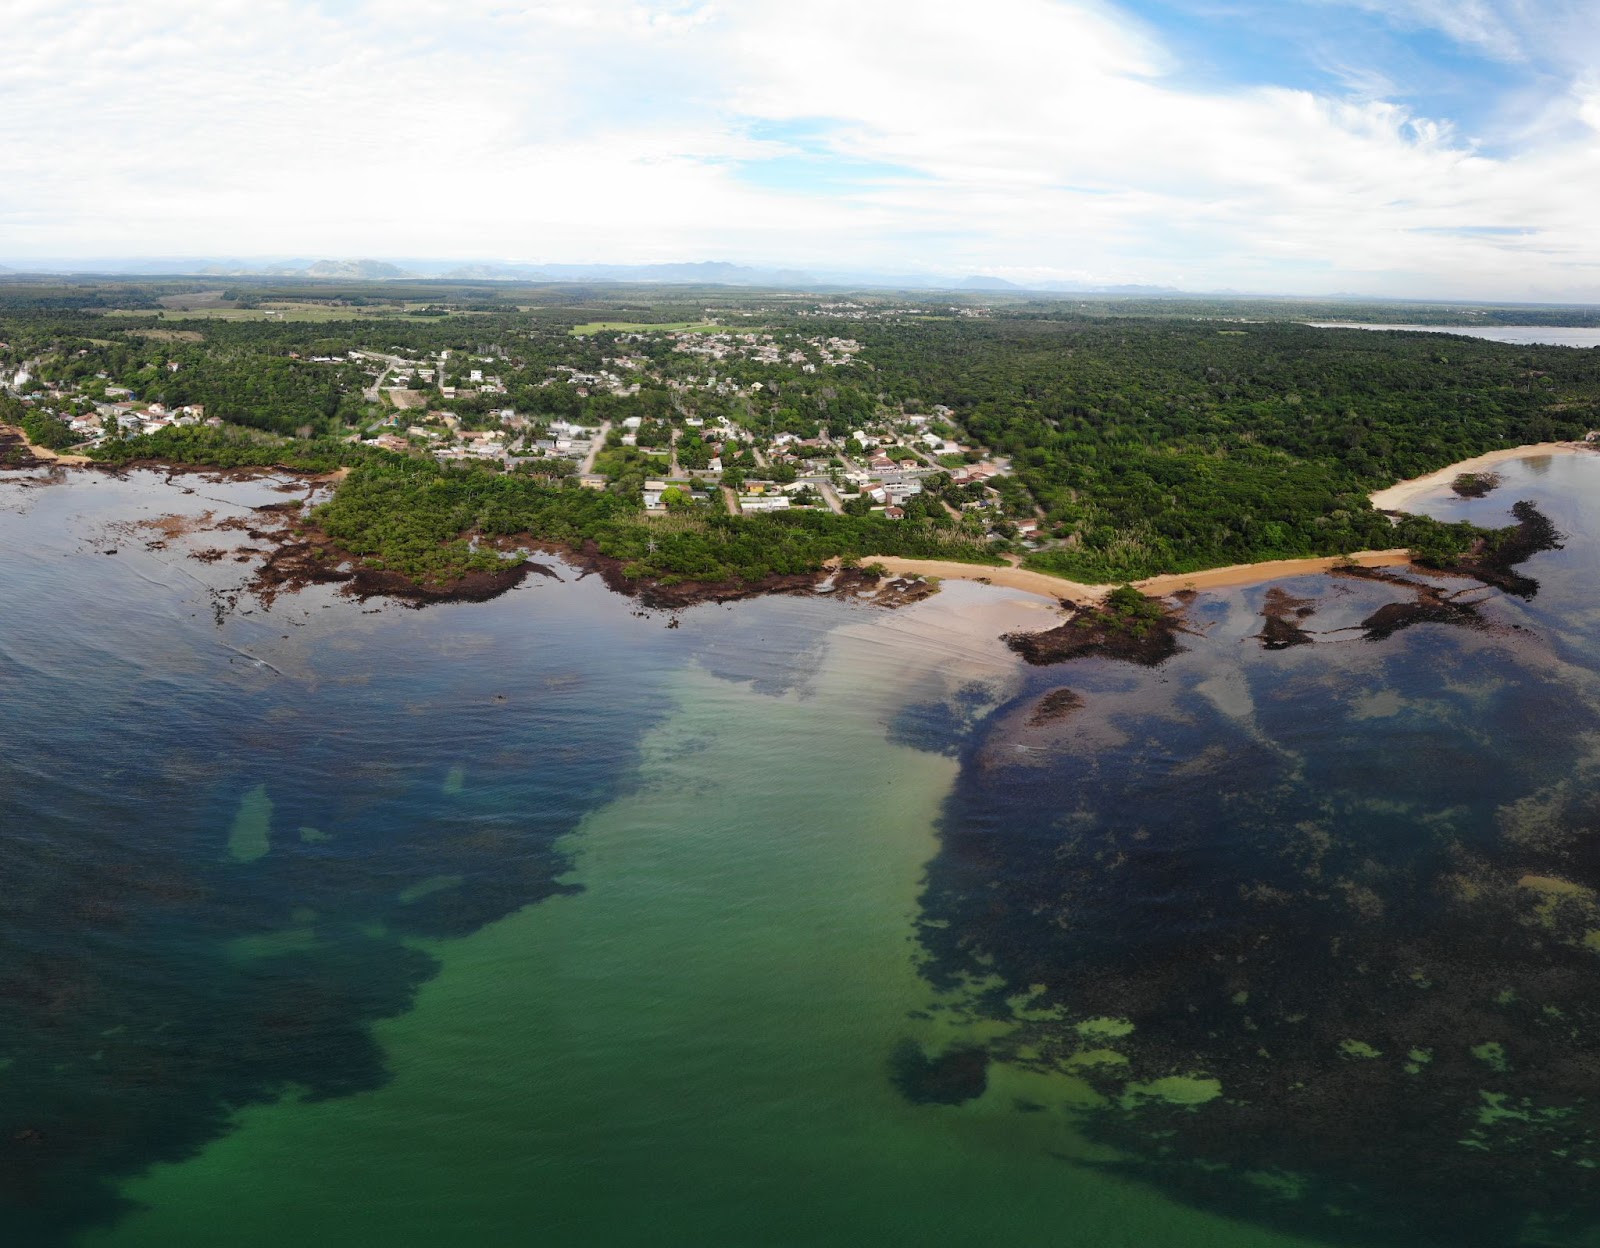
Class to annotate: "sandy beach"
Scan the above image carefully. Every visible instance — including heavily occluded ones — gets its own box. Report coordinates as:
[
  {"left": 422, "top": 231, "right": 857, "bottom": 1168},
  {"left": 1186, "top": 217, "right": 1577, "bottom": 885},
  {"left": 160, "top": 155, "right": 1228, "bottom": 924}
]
[
  {"left": 868, "top": 557, "right": 1103, "bottom": 601},
  {"left": 870, "top": 549, "right": 1415, "bottom": 603},
  {"left": 1136, "top": 549, "right": 1414, "bottom": 594},
  {"left": 1367, "top": 442, "right": 1594, "bottom": 512}
]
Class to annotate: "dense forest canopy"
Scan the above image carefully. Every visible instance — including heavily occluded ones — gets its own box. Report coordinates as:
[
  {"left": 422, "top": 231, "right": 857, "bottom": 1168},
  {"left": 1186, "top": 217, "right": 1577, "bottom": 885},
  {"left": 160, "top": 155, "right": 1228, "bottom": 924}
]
[{"left": 850, "top": 317, "right": 1599, "bottom": 578}]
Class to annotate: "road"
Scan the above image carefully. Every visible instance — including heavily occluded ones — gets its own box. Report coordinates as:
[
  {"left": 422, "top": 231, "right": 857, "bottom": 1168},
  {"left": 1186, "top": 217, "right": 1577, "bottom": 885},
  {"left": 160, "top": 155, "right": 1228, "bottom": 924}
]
[
  {"left": 354, "top": 350, "right": 407, "bottom": 403},
  {"left": 579, "top": 421, "right": 612, "bottom": 476},
  {"left": 902, "top": 441, "right": 949, "bottom": 471}
]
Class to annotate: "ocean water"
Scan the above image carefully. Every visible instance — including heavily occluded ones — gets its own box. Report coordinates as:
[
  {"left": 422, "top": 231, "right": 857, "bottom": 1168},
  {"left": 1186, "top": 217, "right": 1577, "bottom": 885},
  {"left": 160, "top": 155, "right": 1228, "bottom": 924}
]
[{"left": 4, "top": 458, "right": 1600, "bottom": 1246}]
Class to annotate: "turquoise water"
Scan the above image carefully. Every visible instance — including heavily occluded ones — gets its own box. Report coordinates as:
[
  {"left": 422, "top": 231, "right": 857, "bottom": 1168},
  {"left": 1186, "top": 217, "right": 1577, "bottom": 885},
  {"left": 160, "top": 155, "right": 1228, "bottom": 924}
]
[{"left": 5, "top": 459, "right": 1600, "bottom": 1245}]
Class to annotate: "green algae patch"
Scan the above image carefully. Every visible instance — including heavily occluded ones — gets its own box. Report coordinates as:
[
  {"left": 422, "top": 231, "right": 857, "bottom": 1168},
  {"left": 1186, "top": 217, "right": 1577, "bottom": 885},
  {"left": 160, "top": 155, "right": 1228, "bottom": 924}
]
[
  {"left": 1518, "top": 874, "right": 1592, "bottom": 898},
  {"left": 1075, "top": 1017, "right": 1135, "bottom": 1040},
  {"left": 226, "top": 926, "right": 319, "bottom": 963},
  {"left": 1339, "top": 1039, "right": 1382, "bottom": 1060},
  {"left": 1005, "top": 984, "right": 1070, "bottom": 1023},
  {"left": 225, "top": 907, "right": 319, "bottom": 962},
  {"left": 1121, "top": 1075, "right": 1223, "bottom": 1107},
  {"left": 226, "top": 784, "right": 273, "bottom": 863},
  {"left": 1064, "top": 1048, "right": 1130, "bottom": 1070},
  {"left": 1517, "top": 874, "right": 1598, "bottom": 933},
  {"left": 299, "top": 825, "right": 332, "bottom": 844},
  {"left": 1472, "top": 1041, "right": 1511, "bottom": 1073},
  {"left": 399, "top": 874, "right": 464, "bottom": 905},
  {"left": 1243, "top": 1169, "right": 1309, "bottom": 1201}
]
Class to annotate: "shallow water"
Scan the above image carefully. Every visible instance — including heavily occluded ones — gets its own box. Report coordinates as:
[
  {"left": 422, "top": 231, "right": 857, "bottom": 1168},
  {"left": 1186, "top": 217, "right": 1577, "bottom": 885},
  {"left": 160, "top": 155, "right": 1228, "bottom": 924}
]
[
  {"left": 5, "top": 462, "right": 1600, "bottom": 1245},
  {"left": 919, "top": 454, "right": 1600, "bottom": 1246}
]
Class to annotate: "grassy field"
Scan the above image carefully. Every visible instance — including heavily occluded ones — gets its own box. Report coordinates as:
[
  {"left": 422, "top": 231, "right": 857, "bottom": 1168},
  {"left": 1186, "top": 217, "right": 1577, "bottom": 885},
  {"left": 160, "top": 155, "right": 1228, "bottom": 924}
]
[
  {"left": 122, "top": 328, "right": 206, "bottom": 342},
  {"left": 101, "top": 302, "right": 486, "bottom": 324},
  {"left": 569, "top": 320, "right": 720, "bottom": 336}
]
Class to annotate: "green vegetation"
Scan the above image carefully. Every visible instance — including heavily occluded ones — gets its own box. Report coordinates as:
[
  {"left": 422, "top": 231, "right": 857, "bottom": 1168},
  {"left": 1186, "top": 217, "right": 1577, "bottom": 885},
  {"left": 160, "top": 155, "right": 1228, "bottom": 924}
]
[
  {"left": 313, "top": 456, "right": 998, "bottom": 587},
  {"left": 858, "top": 317, "right": 1597, "bottom": 580},
  {"left": 1093, "top": 584, "right": 1167, "bottom": 637},
  {"left": 73, "top": 424, "right": 995, "bottom": 587},
  {"left": 1, "top": 393, "right": 77, "bottom": 450},
  {"left": 87, "top": 426, "right": 373, "bottom": 473},
  {"left": 8, "top": 282, "right": 1600, "bottom": 595}
]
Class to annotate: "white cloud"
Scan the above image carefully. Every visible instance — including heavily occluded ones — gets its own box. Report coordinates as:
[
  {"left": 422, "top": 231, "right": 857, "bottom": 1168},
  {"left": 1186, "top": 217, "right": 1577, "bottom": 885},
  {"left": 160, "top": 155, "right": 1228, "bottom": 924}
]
[{"left": 3, "top": 0, "right": 1600, "bottom": 297}]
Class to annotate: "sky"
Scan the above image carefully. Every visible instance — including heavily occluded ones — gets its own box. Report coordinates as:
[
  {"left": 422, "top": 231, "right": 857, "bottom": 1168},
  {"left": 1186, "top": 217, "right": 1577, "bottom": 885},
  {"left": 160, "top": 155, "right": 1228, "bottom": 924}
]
[{"left": 5, "top": 0, "right": 1600, "bottom": 298}]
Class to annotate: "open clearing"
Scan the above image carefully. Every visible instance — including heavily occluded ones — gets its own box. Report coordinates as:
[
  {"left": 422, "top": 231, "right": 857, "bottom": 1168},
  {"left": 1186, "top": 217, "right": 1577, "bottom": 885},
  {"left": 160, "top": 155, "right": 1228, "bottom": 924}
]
[
  {"left": 102, "top": 302, "right": 487, "bottom": 324},
  {"left": 124, "top": 328, "right": 206, "bottom": 342},
  {"left": 569, "top": 320, "right": 719, "bottom": 336}
]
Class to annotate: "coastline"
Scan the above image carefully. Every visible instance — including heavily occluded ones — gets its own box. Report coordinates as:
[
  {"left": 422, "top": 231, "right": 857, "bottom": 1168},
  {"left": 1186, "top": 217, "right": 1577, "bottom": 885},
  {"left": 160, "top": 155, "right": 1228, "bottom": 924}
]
[
  {"left": 1136, "top": 549, "right": 1413, "bottom": 595},
  {"left": 876, "top": 442, "right": 1595, "bottom": 604},
  {"left": 1367, "top": 441, "right": 1593, "bottom": 512},
  {"left": 5, "top": 439, "right": 1588, "bottom": 614},
  {"left": 864, "top": 558, "right": 1103, "bottom": 602},
  {"left": 868, "top": 549, "right": 1416, "bottom": 604}
]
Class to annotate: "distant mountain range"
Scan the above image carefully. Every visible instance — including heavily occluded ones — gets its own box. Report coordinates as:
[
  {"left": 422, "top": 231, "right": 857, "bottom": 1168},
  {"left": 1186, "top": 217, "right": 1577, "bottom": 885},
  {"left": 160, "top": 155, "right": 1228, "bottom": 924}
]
[{"left": 0, "top": 254, "right": 1192, "bottom": 295}]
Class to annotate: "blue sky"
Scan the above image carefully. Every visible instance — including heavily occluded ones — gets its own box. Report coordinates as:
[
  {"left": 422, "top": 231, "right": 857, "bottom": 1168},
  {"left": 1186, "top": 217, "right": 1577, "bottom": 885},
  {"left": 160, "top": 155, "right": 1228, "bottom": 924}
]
[
  {"left": 5, "top": 0, "right": 1600, "bottom": 298},
  {"left": 1117, "top": 2, "right": 1526, "bottom": 132}
]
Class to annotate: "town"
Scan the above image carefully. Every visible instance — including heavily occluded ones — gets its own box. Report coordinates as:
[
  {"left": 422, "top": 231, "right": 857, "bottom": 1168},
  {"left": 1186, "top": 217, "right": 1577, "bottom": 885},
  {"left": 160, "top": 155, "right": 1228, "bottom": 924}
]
[{"left": 2, "top": 316, "right": 1032, "bottom": 543}]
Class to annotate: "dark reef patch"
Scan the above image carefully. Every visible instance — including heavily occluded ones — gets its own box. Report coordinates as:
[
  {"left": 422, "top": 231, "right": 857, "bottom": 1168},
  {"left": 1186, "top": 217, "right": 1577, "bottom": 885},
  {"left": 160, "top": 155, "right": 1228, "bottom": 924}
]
[
  {"left": 1453, "top": 471, "right": 1503, "bottom": 498},
  {"left": 888, "top": 682, "right": 1001, "bottom": 756},
  {"left": 914, "top": 551, "right": 1600, "bottom": 1247},
  {"left": 1028, "top": 687, "right": 1085, "bottom": 726},
  {"left": 1005, "top": 587, "right": 1186, "bottom": 668},
  {"left": 169, "top": 504, "right": 942, "bottom": 619},
  {"left": 1463, "top": 499, "right": 1566, "bottom": 596},
  {"left": 889, "top": 1041, "right": 989, "bottom": 1106},
  {"left": 1256, "top": 586, "right": 1317, "bottom": 650},
  {"left": 1330, "top": 564, "right": 1493, "bottom": 642}
]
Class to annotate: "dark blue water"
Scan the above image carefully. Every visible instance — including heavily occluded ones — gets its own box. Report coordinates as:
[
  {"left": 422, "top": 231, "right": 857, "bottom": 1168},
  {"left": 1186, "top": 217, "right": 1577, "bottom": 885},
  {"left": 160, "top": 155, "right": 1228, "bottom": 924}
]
[{"left": 0, "top": 467, "right": 848, "bottom": 1243}]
